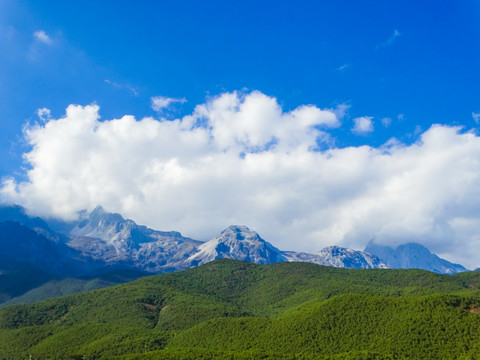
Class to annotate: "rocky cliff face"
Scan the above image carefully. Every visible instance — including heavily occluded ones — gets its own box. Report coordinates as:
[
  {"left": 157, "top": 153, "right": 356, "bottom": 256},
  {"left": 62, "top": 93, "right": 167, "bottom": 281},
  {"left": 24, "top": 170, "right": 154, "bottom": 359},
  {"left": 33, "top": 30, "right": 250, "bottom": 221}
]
[{"left": 67, "top": 206, "right": 202, "bottom": 272}]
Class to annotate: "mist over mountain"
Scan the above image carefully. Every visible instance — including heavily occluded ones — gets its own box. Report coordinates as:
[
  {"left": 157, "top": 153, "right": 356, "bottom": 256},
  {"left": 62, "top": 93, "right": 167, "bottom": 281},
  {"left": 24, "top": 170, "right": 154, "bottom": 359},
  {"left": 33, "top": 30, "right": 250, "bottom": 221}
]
[
  {"left": 365, "top": 241, "right": 468, "bottom": 274},
  {"left": 0, "top": 205, "right": 50, "bottom": 231}
]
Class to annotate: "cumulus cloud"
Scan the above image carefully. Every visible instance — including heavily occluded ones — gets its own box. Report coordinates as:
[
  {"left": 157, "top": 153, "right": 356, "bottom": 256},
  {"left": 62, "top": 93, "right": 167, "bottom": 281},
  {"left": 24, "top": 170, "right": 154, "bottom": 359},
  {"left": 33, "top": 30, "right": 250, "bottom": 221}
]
[
  {"left": 352, "top": 116, "right": 374, "bottom": 135},
  {"left": 3, "top": 90, "right": 480, "bottom": 269},
  {"left": 151, "top": 96, "right": 187, "bottom": 112},
  {"left": 33, "top": 30, "right": 52, "bottom": 44}
]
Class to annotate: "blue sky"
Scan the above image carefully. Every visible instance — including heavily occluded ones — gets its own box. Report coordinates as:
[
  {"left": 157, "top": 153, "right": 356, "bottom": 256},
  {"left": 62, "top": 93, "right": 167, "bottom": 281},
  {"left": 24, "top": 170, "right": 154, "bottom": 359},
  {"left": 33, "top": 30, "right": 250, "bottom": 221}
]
[
  {"left": 1, "top": 0, "right": 480, "bottom": 267},
  {"left": 1, "top": 0, "right": 478, "bottom": 169}
]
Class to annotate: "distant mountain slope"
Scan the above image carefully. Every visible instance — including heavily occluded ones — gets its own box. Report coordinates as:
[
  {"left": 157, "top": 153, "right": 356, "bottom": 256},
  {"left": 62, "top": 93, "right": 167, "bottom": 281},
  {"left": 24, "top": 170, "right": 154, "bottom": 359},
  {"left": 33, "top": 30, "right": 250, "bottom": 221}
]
[
  {"left": 0, "top": 219, "right": 146, "bottom": 306},
  {"left": 285, "top": 245, "right": 388, "bottom": 269},
  {"left": 0, "top": 221, "right": 76, "bottom": 275},
  {"left": 0, "top": 205, "right": 50, "bottom": 231},
  {"left": 1, "top": 260, "right": 480, "bottom": 359},
  {"left": 365, "top": 241, "right": 468, "bottom": 274}
]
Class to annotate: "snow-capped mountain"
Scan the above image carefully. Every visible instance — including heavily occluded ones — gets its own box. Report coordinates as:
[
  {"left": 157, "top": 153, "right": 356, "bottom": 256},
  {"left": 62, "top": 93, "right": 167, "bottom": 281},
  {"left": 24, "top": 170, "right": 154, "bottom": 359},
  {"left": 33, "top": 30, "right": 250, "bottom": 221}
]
[
  {"left": 67, "top": 206, "right": 202, "bottom": 272},
  {"left": 31, "top": 206, "right": 389, "bottom": 272},
  {"left": 364, "top": 241, "right": 468, "bottom": 274},
  {"left": 185, "top": 225, "right": 387, "bottom": 269},
  {"left": 0, "top": 204, "right": 470, "bottom": 276},
  {"left": 71, "top": 206, "right": 196, "bottom": 249},
  {"left": 284, "top": 246, "right": 388, "bottom": 269},
  {"left": 187, "top": 225, "right": 288, "bottom": 266}
]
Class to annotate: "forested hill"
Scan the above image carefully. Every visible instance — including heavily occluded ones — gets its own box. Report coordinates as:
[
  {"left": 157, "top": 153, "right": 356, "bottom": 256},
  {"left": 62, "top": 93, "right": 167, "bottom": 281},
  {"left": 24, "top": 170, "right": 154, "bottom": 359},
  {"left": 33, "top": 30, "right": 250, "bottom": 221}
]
[{"left": 2, "top": 259, "right": 480, "bottom": 359}]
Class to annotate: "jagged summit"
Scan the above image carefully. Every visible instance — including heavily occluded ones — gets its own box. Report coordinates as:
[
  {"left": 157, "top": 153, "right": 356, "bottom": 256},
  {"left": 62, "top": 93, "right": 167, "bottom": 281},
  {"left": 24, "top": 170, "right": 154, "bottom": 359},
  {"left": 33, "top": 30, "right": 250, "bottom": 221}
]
[
  {"left": 316, "top": 246, "right": 388, "bottom": 269},
  {"left": 80, "top": 206, "right": 126, "bottom": 228},
  {"left": 71, "top": 206, "right": 184, "bottom": 247},
  {"left": 218, "top": 225, "right": 266, "bottom": 241},
  {"left": 221, "top": 224, "right": 253, "bottom": 234},
  {"left": 188, "top": 224, "right": 287, "bottom": 266},
  {"left": 283, "top": 245, "right": 388, "bottom": 269},
  {"left": 70, "top": 206, "right": 140, "bottom": 254},
  {"left": 66, "top": 206, "right": 201, "bottom": 271}
]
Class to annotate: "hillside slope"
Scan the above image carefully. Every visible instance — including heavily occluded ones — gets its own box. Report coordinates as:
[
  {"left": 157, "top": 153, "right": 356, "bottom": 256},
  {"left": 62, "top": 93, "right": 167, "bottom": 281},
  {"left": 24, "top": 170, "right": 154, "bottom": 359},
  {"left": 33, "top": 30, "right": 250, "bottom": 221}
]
[{"left": 1, "top": 259, "right": 480, "bottom": 359}]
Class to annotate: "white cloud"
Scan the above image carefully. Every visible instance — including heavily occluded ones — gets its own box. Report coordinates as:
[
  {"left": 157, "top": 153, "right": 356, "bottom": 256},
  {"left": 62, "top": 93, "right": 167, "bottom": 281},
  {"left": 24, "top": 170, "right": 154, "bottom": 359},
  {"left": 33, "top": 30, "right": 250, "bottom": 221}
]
[
  {"left": 333, "top": 103, "right": 350, "bottom": 120},
  {"left": 36, "top": 108, "right": 52, "bottom": 122},
  {"left": 381, "top": 117, "right": 392, "bottom": 128},
  {"left": 376, "top": 29, "right": 401, "bottom": 49},
  {"left": 3, "top": 91, "right": 480, "bottom": 269},
  {"left": 151, "top": 96, "right": 187, "bottom": 112},
  {"left": 105, "top": 79, "right": 138, "bottom": 96},
  {"left": 352, "top": 116, "right": 374, "bottom": 134},
  {"left": 336, "top": 64, "right": 350, "bottom": 72},
  {"left": 33, "top": 30, "right": 52, "bottom": 44},
  {"left": 473, "top": 112, "right": 480, "bottom": 124}
]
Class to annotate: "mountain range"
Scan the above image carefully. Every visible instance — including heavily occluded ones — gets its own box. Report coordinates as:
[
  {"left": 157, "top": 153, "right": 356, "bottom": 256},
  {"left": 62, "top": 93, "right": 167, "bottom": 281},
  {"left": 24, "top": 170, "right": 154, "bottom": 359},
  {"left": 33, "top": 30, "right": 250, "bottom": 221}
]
[
  {"left": 1, "top": 205, "right": 392, "bottom": 274},
  {"left": 0, "top": 204, "right": 470, "bottom": 305}
]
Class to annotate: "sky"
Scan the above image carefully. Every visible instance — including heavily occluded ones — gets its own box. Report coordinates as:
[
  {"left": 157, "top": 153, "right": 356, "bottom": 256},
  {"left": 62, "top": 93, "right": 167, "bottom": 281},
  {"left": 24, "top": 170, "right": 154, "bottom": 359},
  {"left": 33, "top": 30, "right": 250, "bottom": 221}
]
[{"left": 1, "top": 0, "right": 480, "bottom": 268}]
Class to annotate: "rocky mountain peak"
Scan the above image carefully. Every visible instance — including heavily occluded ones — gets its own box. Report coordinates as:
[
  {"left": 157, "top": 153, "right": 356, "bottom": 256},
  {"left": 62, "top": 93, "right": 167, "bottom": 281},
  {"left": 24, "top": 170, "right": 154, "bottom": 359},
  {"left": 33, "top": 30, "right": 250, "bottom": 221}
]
[
  {"left": 364, "top": 240, "right": 468, "bottom": 274},
  {"left": 188, "top": 225, "right": 287, "bottom": 266},
  {"left": 314, "top": 246, "right": 389, "bottom": 269},
  {"left": 76, "top": 206, "right": 130, "bottom": 231},
  {"left": 218, "top": 225, "right": 262, "bottom": 241}
]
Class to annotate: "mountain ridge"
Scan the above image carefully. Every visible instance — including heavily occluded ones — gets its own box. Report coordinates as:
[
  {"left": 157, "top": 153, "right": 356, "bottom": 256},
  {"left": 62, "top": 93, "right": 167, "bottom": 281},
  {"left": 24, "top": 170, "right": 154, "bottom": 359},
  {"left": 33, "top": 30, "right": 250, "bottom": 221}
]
[
  {"left": 0, "top": 203, "right": 470, "bottom": 306},
  {"left": 0, "top": 204, "right": 468, "bottom": 274}
]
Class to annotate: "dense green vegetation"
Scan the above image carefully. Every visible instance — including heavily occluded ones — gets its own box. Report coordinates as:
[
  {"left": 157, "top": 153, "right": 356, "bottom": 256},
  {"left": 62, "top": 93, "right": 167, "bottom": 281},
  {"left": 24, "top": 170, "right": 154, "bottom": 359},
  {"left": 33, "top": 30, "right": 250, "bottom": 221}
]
[{"left": 1, "top": 259, "right": 480, "bottom": 359}]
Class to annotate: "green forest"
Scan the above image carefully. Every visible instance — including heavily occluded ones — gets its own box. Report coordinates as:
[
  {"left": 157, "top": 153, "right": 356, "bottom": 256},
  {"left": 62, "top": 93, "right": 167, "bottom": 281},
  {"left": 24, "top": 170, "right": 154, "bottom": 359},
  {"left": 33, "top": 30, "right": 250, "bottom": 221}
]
[{"left": 1, "top": 259, "right": 480, "bottom": 359}]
